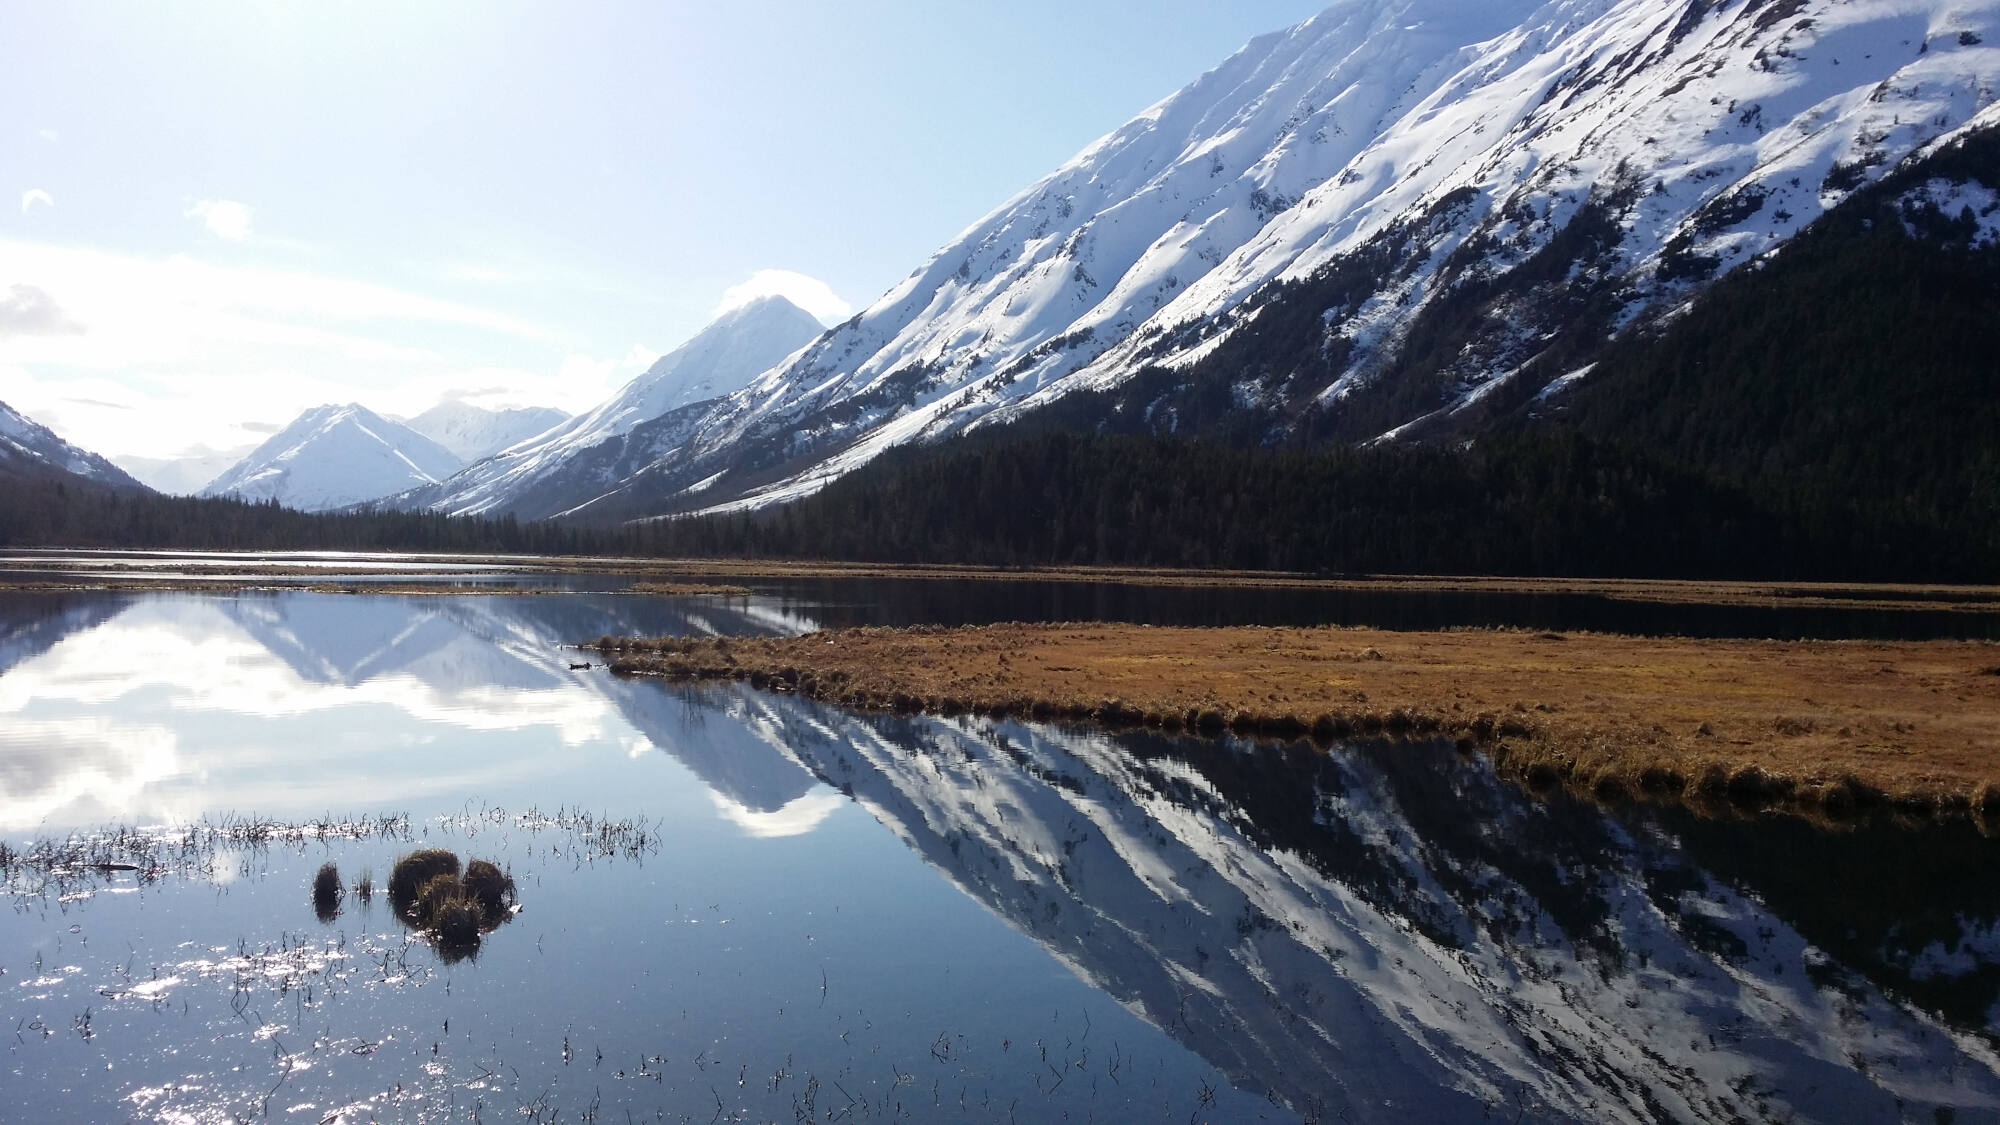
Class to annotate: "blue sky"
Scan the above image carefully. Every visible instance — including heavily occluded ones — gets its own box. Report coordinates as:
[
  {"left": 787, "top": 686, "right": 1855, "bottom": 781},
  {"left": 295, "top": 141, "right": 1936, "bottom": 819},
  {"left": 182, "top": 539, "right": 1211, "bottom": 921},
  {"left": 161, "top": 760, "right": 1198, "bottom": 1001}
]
[{"left": 2, "top": 0, "right": 1325, "bottom": 459}]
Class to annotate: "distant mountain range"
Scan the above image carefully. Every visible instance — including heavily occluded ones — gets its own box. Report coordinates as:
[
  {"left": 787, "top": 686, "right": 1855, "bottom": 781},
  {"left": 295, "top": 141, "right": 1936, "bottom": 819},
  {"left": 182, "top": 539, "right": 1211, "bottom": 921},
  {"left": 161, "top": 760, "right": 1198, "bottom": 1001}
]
[
  {"left": 399, "top": 402, "right": 570, "bottom": 462},
  {"left": 64, "top": 296, "right": 812, "bottom": 518},
  {"left": 178, "top": 401, "right": 566, "bottom": 512},
  {"left": 389, "top": 294, "right": 826, "bottom": 520},
  {"left": 112, "top": 445, "right": 257, "bottom": 496}
]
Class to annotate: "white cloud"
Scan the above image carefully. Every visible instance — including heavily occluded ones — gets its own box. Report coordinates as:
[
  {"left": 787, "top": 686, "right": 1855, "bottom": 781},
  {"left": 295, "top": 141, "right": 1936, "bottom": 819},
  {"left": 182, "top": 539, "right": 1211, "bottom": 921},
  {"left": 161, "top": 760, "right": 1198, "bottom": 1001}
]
[
  {"left": 36, "top": 128, "right": 59, "bottom": 143},
  {"left": 20, "top": 188, "right": 53, "bottom": 214},
  {"left": 0, "top": 284, "right": 84, "bottom": 337},
  {"left": 187, "top": 198, "right": 254, "bottom": 242},
  {"left": 715, "top": 269, "right": 849, "bottom": 324}
]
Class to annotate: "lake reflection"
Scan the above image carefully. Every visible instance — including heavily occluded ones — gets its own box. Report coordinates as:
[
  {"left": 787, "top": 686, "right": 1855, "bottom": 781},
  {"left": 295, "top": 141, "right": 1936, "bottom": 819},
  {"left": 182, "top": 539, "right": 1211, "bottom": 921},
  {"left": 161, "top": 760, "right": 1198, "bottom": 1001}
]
[{"left": 2, "top": 591, "right": 1998, "bottom": 1123}]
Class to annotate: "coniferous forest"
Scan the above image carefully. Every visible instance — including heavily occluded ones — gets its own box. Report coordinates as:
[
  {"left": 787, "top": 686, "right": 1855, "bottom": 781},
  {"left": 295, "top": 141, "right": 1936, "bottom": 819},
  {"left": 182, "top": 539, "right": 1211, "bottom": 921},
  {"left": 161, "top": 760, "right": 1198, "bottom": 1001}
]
[{"left": 4, "top": 419, "right": 1989, "bottom": 581}]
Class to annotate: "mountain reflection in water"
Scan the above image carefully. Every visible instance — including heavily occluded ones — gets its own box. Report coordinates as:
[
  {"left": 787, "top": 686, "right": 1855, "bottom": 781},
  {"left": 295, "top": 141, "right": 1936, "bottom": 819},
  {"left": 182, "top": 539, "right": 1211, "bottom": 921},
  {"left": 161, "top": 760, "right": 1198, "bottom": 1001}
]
[
  {"left": 695, "top": 689, "right": 2000, "bottom": 1123},
  {"left": 1, "top": 589, "right": 1996, "bottom": 1123}
]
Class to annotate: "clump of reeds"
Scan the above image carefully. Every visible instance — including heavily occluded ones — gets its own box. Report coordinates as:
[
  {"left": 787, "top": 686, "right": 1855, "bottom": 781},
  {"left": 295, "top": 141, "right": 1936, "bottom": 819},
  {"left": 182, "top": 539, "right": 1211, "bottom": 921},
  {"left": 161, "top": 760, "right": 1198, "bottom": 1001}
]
[
  {"left": 431, "top": 897, "right": 485, "bottom": 948},
  {"left": 383, "top": 850, "right": 517, "bottom": 959},
  {"left": 354, "top": 868, "right": 374, "bottom": 902},
  {"left": 416, "top": 873, "right": 466, "bottom": 925},
  {"left": 387, "top": 848, "right": 460, "bottom": 919},
  {"left": 461, "top": 859, "right": 515, "bottom": 917},
  {"left": 312, "top": 861, "right": 342, "bottom": 921}
]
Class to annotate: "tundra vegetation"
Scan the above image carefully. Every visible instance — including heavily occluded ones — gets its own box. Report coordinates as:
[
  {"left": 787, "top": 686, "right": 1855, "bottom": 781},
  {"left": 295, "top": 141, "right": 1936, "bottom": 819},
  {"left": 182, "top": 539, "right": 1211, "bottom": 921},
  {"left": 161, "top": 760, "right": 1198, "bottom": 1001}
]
[{"left": 599, "top": 623, "right": 2000, "bottom": 825}]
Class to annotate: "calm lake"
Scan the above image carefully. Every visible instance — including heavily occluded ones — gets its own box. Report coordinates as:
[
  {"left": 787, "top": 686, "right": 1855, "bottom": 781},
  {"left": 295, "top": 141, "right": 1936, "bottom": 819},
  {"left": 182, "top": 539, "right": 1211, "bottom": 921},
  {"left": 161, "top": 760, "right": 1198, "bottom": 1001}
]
[{"left": 3, "top": 583, "right": 1998, "bottom": 1123}]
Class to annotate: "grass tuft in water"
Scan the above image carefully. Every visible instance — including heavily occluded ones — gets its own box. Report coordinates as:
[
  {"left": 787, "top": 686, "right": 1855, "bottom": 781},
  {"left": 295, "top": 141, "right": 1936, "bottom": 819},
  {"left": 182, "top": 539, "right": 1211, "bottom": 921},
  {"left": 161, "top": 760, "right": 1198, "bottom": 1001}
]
[
  {"left": 354, "top": 867, "right": 373, "bottom": 902},
  {"left": 388, "top": 849, "right": 460, "bottom": 919},
  {"left": 462, "top": 858, "right": 514, "bottom": 918},
  {"left": 431, "top": 895, "right": 486, "bottom": 948},
  {"left": 415, "top": 872, "right": 466, "bottom": 925},
  {"left": 312, "top": 861, "right": 342, "bottom": 921}
]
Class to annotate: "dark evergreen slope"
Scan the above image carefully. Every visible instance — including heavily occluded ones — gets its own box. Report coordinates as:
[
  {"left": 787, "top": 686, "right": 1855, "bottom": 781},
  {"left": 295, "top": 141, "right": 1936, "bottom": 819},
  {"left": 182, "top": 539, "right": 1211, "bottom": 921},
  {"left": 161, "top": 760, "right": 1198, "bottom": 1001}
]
[
  {"left": 673, "top": 427, "right": 1974, "bottom": 579},
  {"left": 1549, "top": 129, "right": 2000, "bottom": 562}
]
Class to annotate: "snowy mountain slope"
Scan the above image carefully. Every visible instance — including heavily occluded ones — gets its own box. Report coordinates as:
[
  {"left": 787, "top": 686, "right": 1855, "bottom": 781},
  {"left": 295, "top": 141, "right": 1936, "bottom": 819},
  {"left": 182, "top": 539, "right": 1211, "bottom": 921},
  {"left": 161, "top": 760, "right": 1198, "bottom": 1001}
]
[
  {"left": 0, "top": 400, "right": 148, "bottom": 492},
  {"left": 401, "top": 401, "right": 570, "bottom": 462},
  {"left": 200, "top": 403, "right": 464, "bottom": 512},
  {"left": 112, "top": 444, "right": 256, "bottom": 495},
  {"left": 713, "top": 691, "right": 2000, "bottom": 1122},
  {"left": 507, "top": 0, "right": 2000, "bottom": 518},
  {"left": 395, "top": 295, "right": 825, "bottom": 520}
]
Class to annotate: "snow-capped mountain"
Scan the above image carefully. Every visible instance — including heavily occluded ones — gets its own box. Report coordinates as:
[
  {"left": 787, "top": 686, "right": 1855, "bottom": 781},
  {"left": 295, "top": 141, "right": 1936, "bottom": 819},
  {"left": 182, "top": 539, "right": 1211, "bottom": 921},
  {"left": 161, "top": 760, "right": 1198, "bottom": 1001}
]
[
  {"left": 0, "top": 399, "right": 147, "bottom": 491},
  {"left": 394, "top": 295, "right": 826, "bottom": 520},
  {"left": 419, "top": 0, "right": 2000, "bottom": 520},
  {"left": 112, "top": 444, "right": 256, "bottom": 496},
  {"left": 201, "top": 403, "right": 463, "bottom": 512},
  {"left": 401, "top": 401, "right": 570, "bottom": 462}
]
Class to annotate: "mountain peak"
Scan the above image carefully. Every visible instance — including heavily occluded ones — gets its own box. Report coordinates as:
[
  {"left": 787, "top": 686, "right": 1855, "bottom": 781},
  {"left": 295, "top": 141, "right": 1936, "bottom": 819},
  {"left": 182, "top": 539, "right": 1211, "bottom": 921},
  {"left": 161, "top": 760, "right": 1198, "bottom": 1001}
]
[
  {"left": 702, "top": 294, "right": 827, "bottom": 346},
  {"left": 202, "top": 402, "right": 465, "bottom": 511},
  {"left": 380, "top": 287, "right": 830, "bottom": 519},
  {"left": 716, "top": 292, "right": 818, "bottom": 322}
]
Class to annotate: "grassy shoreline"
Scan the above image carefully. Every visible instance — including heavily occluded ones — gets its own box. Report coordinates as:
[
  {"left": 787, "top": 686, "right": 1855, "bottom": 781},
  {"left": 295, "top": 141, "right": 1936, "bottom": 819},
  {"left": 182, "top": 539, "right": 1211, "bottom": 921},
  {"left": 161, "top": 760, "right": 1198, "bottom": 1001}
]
[{"left": 596, "top": 622, "right": 2000, "bottom": 824}]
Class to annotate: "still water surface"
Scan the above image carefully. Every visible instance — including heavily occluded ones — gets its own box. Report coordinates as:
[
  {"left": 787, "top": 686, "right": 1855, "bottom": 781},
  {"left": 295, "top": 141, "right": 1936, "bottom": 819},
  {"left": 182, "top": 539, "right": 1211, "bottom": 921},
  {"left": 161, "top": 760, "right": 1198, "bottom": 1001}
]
[{"left": 2, "top": 588, "right": 1998, "bottom": 1123}]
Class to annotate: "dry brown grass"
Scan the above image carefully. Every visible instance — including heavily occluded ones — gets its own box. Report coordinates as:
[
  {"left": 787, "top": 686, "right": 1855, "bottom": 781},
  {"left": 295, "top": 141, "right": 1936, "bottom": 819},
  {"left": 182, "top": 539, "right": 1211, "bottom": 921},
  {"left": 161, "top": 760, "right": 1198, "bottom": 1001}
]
[
  {"left": 601, "top": 622, "right": 2000, "bottom": 820},
  {"left": 627, "top": 581, "right": 752, "bottom": 598}
]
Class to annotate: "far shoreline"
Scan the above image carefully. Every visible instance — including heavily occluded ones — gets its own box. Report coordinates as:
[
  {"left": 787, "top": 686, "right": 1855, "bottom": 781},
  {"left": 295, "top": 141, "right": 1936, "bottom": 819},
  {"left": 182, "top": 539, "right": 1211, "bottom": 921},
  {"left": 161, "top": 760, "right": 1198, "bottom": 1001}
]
[{"left": 3, "top": 550, "right": 2000, "bottom": 614}]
